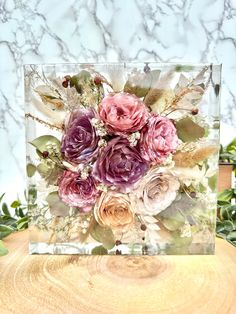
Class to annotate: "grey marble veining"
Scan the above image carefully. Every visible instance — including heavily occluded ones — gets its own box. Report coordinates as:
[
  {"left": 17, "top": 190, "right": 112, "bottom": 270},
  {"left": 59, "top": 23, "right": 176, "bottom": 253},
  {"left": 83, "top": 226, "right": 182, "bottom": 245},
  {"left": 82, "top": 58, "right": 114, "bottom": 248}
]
[{"left": 0, "top": 0, "right": 236, "bottom": 201}]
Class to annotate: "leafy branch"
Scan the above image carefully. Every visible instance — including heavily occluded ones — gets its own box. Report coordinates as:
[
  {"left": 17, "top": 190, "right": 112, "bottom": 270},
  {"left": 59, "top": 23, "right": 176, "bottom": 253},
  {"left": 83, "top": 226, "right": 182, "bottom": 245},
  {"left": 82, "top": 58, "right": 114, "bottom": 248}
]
[
  {"left": 0, "top": 193, "right": 28, "bottom": 256},
  {"left": 217, "top": 188, "right": 236, "bottom": 247},
  {"left": 219, "top": 137, "right": 236, "bottom": 164}
]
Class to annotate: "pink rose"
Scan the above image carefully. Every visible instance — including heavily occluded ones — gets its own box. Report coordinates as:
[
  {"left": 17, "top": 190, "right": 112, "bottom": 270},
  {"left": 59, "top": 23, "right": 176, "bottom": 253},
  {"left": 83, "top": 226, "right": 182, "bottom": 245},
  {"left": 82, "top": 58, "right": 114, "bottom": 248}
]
[
  {"left": 98, "top": 92, "right": 149, "bottom": 135},
  {"left": 139, "top": 115, "right": 179, "bottom": 164},
  {"left": 58, "top": 170, "right": 99, "bottom": 212}
]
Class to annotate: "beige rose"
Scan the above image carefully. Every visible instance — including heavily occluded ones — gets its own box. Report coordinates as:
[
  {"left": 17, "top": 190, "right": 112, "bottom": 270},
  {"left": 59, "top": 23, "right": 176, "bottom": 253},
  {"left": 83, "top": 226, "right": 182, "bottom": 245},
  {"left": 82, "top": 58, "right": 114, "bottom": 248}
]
[
  {"left": 94, "top": 192, "right": 134, "bottom": 230},
  {"left": 131, "top": 167, "right": 180, "bottom": 216}
]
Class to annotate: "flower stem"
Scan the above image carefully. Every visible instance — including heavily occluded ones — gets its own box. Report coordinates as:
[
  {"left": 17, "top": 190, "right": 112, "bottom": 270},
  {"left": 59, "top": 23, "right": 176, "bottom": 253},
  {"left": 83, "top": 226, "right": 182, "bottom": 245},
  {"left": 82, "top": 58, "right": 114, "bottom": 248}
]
[{"left": 25, "top": 113, "right": 63, "bottom": 131}]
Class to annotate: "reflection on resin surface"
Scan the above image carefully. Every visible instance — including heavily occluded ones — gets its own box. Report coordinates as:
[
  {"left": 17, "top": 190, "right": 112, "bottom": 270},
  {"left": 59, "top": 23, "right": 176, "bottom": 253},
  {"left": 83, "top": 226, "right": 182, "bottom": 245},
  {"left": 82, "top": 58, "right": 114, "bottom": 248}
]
[{"left": 25, "top": 63, "right": 220, "bottom": 255}]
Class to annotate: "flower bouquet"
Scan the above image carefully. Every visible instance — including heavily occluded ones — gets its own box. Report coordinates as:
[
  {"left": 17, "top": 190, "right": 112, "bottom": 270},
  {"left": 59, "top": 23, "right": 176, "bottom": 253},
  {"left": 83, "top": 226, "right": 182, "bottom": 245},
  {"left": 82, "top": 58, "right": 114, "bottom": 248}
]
[{"left": 25, "top": 63, "right": 221, "bottom": 255}]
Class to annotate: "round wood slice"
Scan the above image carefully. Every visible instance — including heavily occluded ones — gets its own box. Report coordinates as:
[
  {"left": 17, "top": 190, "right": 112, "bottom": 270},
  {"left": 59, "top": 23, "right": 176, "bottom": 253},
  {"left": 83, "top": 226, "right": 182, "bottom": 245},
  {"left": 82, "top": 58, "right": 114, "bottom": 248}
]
[{"left": 0, "top": 231, "right": 236, "bottom": 313}]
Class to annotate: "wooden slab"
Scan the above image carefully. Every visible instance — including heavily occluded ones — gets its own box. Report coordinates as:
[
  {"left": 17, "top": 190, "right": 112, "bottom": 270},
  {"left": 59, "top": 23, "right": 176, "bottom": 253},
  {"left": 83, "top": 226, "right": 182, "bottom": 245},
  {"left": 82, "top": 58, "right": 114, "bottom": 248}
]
[{"left": 0, "top": 231, "right": 236, "bottom": 314}]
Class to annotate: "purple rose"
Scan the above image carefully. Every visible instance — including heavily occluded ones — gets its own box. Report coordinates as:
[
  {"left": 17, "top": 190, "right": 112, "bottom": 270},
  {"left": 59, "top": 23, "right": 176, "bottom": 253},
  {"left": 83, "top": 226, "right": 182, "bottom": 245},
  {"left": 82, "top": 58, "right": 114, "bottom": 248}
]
[
  {"left": 61, "top": 109, "right": 99, "bottom": 164},
  {"left": 58, "top": 170, "right": 99, "bottom": 211},
  {"left": 93, "top": 137, "right": 148, "bottom": 191}
]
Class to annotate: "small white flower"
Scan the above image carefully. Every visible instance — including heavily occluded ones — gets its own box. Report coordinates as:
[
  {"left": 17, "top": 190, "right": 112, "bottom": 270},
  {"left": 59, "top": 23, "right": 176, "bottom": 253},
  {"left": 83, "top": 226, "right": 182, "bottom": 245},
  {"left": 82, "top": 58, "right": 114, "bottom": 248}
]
[
  {"left": 98, "top": 139, "right": 107, "bottom": 147},
  {"left": 127, "top": 132, "right": 140, "bottom": 146},
  {"left": 96, "top": 184, "right": 108, "bottom": 192}
]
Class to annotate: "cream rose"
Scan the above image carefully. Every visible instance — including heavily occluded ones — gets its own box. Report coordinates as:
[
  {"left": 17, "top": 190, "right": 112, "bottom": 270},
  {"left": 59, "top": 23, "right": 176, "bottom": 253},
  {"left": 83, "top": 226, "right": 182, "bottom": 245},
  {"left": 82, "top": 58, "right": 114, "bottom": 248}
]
[
  {"left": 94, "top": 191, "right": 134, "bottom": 230},
  {"left": 131, "top": 167, "right": 180, "bottom": 216}
]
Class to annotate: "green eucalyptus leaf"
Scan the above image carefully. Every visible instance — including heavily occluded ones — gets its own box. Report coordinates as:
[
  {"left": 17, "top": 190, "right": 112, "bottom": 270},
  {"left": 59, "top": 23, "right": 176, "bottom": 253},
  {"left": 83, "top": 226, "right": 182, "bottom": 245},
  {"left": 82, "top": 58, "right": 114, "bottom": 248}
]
[
  {"left": 90, "top": 223, "right": 115, "bottom": 249},
  {"left": 222, "top": 220, "right": 235, "bottom": 232},
  {"left": 2, "top": 203, "right": 10, "bottom": 216},
  {"left": 0, "top": 216, "right": 17, "bottom": 227},
  {"left": 220, "top": 205, "right": 230, "bottom": 221},
  {"left": 218, "top": 189, "right": 233, "bottom": 202},
  {"left": 216, "top": 221, "right": 226, "bottom": 233},
  {"left": 226, "top": 137, "right": 236, "bottom": 154},
  {"left": 226, "top": 205, "right": 236, "bottom": 222},
  {"left": 11, "top": 200, "right": 21, "bottom": 208},
  {"left": 0, "top": 225, "right": 14, "bottom": 239},
  {"left": 91, "top": 245, "right": 108, "bottom": 255},
  {"left": 0, "top": 240, "right": 8, "bottom": 256},
  {"left": 176, "top": 117, "right": 205, "bottom": 142},
  {"left": 30, "top": 135, "right": 60, "bottom": 153},
  {"left": 26, "top": 163, "right": 37, "bottom": 177},
  {"left": 46, "top": 192, "right": 70, "bottom": 217},
  {"left": 227, "top": 231, "right": 236, "bottom": 242},
  {"left": 16, "top": 216, "right": 28, "bottom": 230}
]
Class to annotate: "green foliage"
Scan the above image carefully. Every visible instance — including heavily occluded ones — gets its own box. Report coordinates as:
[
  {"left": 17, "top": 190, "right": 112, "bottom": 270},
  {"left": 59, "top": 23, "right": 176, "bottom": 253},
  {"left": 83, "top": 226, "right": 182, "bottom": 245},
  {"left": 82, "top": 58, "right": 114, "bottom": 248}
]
[
  {"left": 30, "top": 135, "right": 61, "bottom": 154},
  {"left": 217, "top": 188, "right": 236, "bottom": 247},
  {"left": 219, "top": 138, "right": 236, "bottom": 164},
  {"left": 0, "top": 193, "right": 28, "bottom": 256}
]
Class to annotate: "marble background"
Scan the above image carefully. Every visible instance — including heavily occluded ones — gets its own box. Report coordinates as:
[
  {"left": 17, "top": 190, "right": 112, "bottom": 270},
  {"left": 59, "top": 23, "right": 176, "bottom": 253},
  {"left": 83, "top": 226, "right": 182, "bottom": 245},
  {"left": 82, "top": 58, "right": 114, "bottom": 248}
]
[{"left": 0, "top": 0, "right": 236, "bottom": 202}]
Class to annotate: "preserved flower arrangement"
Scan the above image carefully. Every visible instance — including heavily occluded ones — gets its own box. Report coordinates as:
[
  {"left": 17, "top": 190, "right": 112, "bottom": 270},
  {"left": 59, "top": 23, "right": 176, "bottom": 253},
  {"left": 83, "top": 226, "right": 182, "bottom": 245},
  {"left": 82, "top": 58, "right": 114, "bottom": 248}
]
[{"left": 25, "top": 63, "right": 221, "bottom": 255}]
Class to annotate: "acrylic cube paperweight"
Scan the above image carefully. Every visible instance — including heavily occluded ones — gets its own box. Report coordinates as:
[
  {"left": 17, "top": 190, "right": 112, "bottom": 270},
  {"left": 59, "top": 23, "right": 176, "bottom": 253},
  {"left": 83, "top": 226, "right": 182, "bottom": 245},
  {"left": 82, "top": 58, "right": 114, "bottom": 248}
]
[{"left": 24, "top": 63, "right": 221, "bottom": 255}]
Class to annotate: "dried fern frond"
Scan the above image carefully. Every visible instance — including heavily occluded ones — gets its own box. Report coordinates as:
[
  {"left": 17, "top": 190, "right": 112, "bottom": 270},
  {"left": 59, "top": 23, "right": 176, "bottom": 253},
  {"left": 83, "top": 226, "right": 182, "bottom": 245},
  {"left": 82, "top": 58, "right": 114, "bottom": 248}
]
[{"left": 173, "top": 145, "right": 219, "bottom": 167}]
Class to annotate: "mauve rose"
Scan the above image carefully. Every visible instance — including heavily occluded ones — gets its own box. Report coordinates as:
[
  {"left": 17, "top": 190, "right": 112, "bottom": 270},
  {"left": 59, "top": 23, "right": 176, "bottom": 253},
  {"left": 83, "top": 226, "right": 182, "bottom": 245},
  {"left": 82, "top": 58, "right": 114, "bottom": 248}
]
[
  {"left": 94, "top": 191, "right": 134, "bottom": 230},
  {"left": 61, "top": 109, "right": 99, "bottom": 164},
  {"left": 139, "top": 114, "right": 179, "bottom": 164},
  {"left": 130, "top": 167, "right": 180, "bottom": 216},
  {"left": 98, "top": 92, "right": 149, "bottom": 135},
  {"left": 58, "top": 170, "right": 99, "bottom": 211},
  {"left": 93, "top": 137, "right": 148, "bottom": 191}
]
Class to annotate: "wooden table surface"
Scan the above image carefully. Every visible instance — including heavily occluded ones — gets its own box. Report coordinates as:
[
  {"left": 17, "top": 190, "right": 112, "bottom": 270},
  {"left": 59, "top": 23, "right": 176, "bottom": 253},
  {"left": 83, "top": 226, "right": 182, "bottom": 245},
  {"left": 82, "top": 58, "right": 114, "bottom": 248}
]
[{"left": 0, "top": 231, "right": 236, "bottom": 314}]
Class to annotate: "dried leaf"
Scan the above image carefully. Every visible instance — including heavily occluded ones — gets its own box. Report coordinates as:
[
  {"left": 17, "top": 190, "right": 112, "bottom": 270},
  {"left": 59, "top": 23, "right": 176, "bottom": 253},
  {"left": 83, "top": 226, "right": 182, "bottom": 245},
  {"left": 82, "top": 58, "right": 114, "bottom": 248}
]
[
  {"left": 90, "top": 222, "right": 115, "bottom": 249},
  {"left": 46, "top": 192, "right": 70, "bottom": 217},
  {"left": 37, "top": 163, "right": 63, "bottom": 186},
  {"left": 26, "top": 163, "right": 36, "bottom": 177},
  {"left": 176, "top": 117, "right": 205, "bottom": 142},
  {"left": 144, "top": 69, "right": 192, "bottom": 114},
  {"left": 174, "top": 74, "right": 189, "bottom": 93},
  {"left": 104, "top": 65, "right": 127, "bottom": 92},
  {"left": 192, "top": 66, "right": 209, "bottom": 86},
  {"left": 35, "top": 85, "right": 65, "bottom": 110},
  {"left": 124, "top": 69, "right": 160, "bottom": 97},
  {"left": 91, "top": 245, "right": 108, "bottom": 255},
  {"left": 145, "top": 89, "right": 175, "bottom": 113}
]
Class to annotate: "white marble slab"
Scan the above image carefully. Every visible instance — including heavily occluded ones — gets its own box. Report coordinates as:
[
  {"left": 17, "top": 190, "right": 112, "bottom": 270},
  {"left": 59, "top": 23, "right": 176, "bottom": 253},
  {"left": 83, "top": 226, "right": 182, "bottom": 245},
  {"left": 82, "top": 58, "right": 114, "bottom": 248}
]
[{"left": 0, "top": 0, "right": 235, "bottom": 202}]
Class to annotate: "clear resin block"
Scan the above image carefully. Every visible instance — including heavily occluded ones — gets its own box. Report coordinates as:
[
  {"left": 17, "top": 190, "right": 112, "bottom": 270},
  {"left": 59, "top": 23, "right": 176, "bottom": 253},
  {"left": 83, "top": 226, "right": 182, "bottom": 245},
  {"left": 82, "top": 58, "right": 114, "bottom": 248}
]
[{"left": 24, "top": 63, "right": 221, "bottom": 255}]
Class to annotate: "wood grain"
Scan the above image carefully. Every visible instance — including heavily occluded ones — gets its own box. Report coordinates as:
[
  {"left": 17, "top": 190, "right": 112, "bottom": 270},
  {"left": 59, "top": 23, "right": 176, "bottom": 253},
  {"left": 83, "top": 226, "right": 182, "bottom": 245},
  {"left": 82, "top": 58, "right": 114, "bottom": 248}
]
[{"left": 0, "top": 231, "right": 236, "bottom": 314}]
